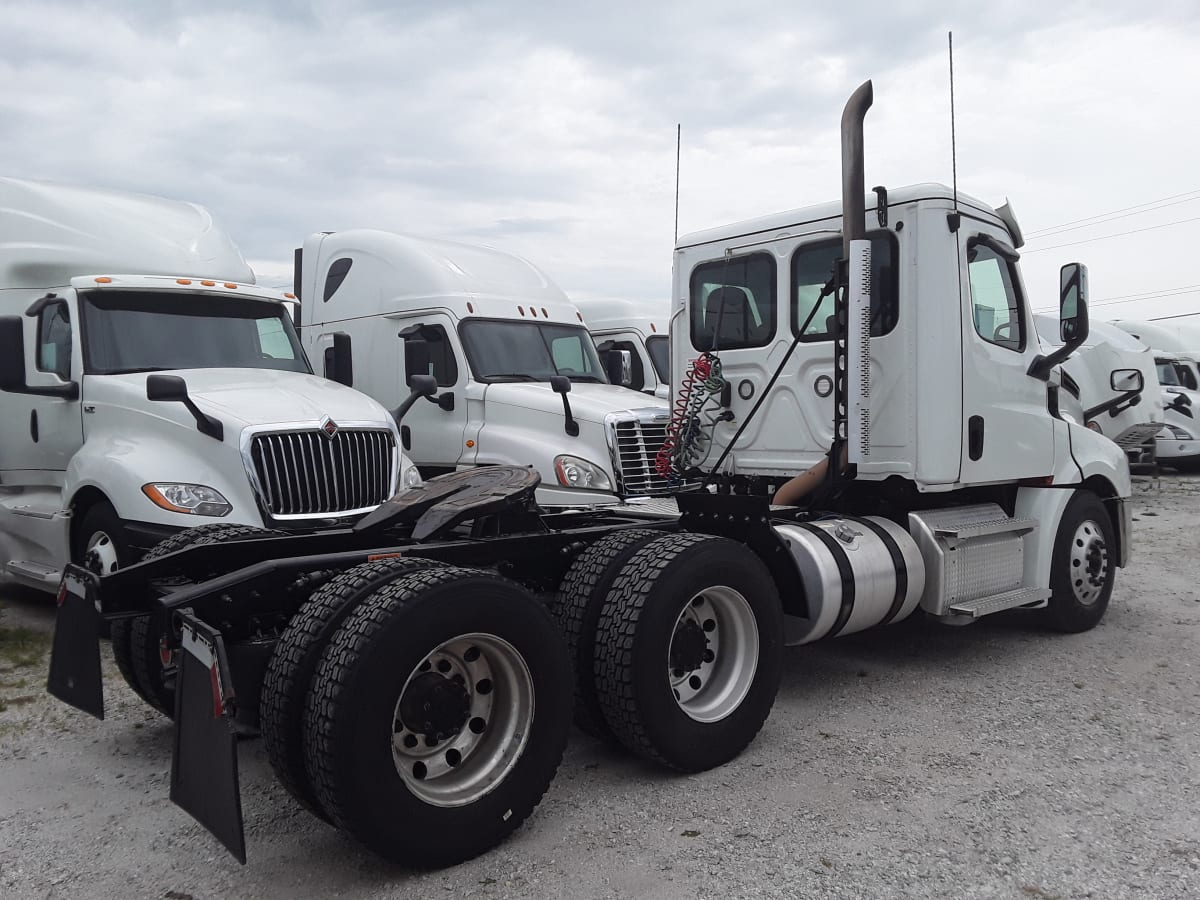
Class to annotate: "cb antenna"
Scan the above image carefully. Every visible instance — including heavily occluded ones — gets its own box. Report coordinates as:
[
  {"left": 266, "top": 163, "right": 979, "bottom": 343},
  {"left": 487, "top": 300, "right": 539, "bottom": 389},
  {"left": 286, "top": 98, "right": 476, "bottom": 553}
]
[
  {"left": 948, "top": 31, "right": 959, "bottom": 215},
  {"left": 674, "top": 123, "right": 681, "bottom": 244}
]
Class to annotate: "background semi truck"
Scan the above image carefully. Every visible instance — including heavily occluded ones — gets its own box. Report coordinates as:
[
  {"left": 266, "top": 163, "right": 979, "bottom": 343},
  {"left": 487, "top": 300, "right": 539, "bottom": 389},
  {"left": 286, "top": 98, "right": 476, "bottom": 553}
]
[
  {"left": 295, "top": 230, "right": 672, "bottom": 505},
  {"left": 48, "top": 79, "right": 1131, "bottom": 871},
  {"left": 576, "top": 297, "right": 672, "bottom": 398}
]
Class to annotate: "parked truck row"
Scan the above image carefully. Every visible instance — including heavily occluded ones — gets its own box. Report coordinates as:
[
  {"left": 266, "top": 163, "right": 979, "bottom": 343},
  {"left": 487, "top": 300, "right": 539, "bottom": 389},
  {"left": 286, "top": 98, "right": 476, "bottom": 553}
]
[{"left": 39, "top": 79, "right": 1134, "bottom": 870}]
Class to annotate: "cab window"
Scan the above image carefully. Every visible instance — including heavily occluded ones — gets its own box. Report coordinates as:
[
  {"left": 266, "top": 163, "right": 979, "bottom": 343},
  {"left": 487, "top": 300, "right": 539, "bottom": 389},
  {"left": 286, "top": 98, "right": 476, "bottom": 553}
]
[
  {"left": 401, "top": 324, "right": 459, "bottom": 387},
  {"left": 36, "top": 302, "right": 73, "bottom": 380},
  {"left": 791, "top": 233, "right": 898, "bottom": 341},
  {"left": 689, "top": 253, "right": 776, "bottom": 351},
  {"left": 967, "top": 241, "right": 1025, "bottom": 352}
]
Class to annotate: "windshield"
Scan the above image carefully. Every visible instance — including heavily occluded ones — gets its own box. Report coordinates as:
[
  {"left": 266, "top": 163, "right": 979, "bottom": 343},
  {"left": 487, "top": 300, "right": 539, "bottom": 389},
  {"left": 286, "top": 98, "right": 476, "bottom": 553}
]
[
  {"left": 460, "top": 320, "right": 607, "bottom": 383},
  {"left": 646, "top": 335, "right": 669, "bottom": 383},
  {"left": 1157, "top": 360, "right": 1181, "bottom": 386},
  {"left": 81, "top": 290, "right": 310, "bottom": 375}
]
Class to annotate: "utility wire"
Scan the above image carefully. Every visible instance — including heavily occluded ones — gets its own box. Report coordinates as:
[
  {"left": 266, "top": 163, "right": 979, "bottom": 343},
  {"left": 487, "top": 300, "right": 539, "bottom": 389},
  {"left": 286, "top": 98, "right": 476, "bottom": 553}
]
[
  {"left": 1032, "top": 284, "right": 1200, "bottom": 314},
  {"left": 1025, "top": 193, "right": 1200, "bottom": 240},
  {"left": 1021, "top": 215, "right": 1200, "bottom": 253},
  {"left": 1024, "top": 188, "right": 1200, "bottom": 237}
]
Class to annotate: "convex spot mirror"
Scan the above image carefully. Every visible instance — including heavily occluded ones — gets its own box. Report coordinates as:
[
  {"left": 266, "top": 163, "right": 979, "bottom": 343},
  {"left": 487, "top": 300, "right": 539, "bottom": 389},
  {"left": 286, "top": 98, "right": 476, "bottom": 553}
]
[
  {"left": 1059, "top": 263, "right": 1090, "bottom": 345},
  {"left": 1111, "top": 368, "right": 1144, "bottom": 393}
]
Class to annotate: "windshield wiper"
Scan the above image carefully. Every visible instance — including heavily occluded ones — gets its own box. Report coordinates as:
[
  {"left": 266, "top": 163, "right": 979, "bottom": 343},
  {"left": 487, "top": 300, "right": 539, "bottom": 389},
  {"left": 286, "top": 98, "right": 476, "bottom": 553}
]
[
  {"left": 565, "top": 374, "right": 603, "bottom": 383},
  {"left": 483, "top": 373, "right": 540, "bottom": 382},
  {"left": 109, "top": 366, "right": 174, "bottom": 374}
]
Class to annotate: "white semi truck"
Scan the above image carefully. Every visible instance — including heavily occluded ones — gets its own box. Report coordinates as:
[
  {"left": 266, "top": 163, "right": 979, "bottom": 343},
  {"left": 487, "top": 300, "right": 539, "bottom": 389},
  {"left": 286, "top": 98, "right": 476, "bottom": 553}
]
[
  {"left": 576, "top": 297, "right": 672, "bottom": 398},
  {"left": 1109, "top": 319, "right": 1200, "bottom": 470},
  {"left": 295, "top": 230, "right": 672, "bottom": 505},
  {"left": 1032, "top": 315, "right": 1160, "bottom": 466},
  {"left": 48, "top": 80, "right": 1132, "bottom": 870}
]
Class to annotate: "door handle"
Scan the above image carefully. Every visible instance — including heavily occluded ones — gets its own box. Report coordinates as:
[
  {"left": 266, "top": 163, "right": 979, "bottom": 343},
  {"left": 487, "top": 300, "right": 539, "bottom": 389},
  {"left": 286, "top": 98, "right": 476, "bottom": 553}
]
[{"left": 30, "top": 409, "right": 39, "bottom": 443}]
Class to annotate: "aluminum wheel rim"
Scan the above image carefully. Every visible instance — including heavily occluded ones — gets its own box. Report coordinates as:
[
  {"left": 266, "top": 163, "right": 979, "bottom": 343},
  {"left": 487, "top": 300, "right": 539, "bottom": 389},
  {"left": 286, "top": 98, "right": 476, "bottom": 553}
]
[
  {"left": 391, "top": 632, "right": 534, "bottom": 807},
  {"left": 667, "top": 585, "right": 759, "bottom": 723},
  {"left": 1069, "top": 518, "right": 1109, "bottom": 606},
  {"left": 85, "top": 530, "right": 120, "bottom": 575}
]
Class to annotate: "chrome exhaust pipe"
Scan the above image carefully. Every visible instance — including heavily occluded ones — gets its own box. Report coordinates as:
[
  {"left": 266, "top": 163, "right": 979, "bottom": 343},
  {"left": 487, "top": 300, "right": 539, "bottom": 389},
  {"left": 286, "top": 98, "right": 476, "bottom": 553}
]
[{"left": 840, "top": 80, "right": 873, "bottom": 257}]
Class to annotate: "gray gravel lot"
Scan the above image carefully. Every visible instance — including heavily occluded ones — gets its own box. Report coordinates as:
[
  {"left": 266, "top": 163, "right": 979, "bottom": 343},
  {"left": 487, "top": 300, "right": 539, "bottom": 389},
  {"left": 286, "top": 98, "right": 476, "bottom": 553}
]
[{"left": 2, "top": 475, "right": 1199, "bottom": 899}]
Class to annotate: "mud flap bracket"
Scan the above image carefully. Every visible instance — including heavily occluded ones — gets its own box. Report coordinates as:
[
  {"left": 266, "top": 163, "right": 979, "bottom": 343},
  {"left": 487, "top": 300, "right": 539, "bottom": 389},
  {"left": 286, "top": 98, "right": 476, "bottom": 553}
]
[{"left": 170, "top": 613, "right": 246, "bottom": 864}]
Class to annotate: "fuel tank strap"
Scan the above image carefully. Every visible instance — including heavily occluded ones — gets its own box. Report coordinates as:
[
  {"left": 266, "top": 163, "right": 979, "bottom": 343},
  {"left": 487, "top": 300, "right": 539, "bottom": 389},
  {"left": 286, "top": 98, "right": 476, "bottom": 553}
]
[
  {"left": 793, "top": 522, "right": 855, "bottom": 637},
  {"left": 844, "top": 515, "right": 908, "bottom": 625}
]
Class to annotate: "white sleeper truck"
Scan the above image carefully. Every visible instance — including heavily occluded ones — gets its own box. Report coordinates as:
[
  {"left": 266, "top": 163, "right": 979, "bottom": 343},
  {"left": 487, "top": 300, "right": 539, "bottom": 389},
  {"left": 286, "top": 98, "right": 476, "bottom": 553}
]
[
  {"left": 1, "top": 177, "right": 415, "bottom": 708},
  {"left": 47, "top": 80, "right": 1131, "bottom": 870},
  {"left": 576, "top": 297, "right": 672, "bottom": 398},
  {"left": 295, "top": 230, "right": 672, "bottom": 504}
]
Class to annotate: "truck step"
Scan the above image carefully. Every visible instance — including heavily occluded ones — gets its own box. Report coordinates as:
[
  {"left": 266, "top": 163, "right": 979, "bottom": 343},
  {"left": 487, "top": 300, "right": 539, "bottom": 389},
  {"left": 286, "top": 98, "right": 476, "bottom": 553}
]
[
  {"left": 948, "top": 587, "right": 1049, "bottom": 617},
  {"left": 6, "top": 560, "right": 63, "bottom": 584},
  {"left": 934, "top": 516, "right": 1037, "bottom": 546}
]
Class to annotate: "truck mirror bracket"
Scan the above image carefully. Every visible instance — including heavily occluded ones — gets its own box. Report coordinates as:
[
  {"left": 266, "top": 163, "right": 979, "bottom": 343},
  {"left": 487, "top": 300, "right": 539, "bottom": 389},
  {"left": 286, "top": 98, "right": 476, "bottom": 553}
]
[
  {"left": 146, "top": 374, "right": 224, "bottom": 441},
  {"left": 550, "top": 375, "right": 579, "bottom": 437}
]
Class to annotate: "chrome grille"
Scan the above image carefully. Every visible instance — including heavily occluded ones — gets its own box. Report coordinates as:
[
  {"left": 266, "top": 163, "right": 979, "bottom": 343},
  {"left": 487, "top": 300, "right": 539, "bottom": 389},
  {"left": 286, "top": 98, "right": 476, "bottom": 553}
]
[
  {"left": 612, "top": 417, "right": 673, "bottom": 497},
  {"left": 249, "top": 428, "right": 395, "bottom": 517}
]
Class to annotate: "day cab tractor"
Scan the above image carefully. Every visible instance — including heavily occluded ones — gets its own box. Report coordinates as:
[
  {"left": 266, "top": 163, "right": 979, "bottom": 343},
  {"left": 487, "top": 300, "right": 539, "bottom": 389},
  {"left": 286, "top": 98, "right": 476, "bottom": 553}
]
[{"left": 46, "top": 80, "right": 1130, "bottom": 868}]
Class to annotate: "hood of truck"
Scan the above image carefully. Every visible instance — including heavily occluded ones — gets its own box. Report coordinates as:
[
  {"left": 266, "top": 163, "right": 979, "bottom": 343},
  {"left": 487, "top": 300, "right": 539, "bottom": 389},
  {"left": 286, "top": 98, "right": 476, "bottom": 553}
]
[
  {"left": 482, "top": 381, "right": 668, "bottom": 424},
  {"left": 90, "top": 368, "right": 394, "bottom": 429}
]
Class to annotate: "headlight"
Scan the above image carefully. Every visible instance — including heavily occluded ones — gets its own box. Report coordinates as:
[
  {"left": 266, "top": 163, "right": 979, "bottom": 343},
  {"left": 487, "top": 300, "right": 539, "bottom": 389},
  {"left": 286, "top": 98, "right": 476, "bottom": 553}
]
[
  {"left": 403, "top": 465, "right": 423, "bottom": 488},
  {"left": 554, "top": 455, "right": 613, "bottom": 492},
  {"left": 142, "top": 483, "right": 233, "bottom": 517},
  {"left": 1165, "top": 424, "right": 1194, "bottom": 440}
]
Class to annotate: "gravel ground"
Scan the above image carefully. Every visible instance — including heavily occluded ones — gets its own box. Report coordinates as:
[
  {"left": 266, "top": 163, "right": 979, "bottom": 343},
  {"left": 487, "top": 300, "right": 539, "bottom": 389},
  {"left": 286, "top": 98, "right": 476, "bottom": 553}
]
[{"left": 2, "top": 475, "right": 1199, "bottom": 900}]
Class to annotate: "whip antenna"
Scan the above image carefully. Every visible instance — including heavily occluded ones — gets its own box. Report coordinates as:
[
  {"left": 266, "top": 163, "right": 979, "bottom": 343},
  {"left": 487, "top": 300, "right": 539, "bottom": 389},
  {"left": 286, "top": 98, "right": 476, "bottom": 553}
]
[
  {"left": 674, "top": 123, "right": 681, "bottom": 244},
  {"left": 949, "top": 31, "right": 959, "bottom": 214}
]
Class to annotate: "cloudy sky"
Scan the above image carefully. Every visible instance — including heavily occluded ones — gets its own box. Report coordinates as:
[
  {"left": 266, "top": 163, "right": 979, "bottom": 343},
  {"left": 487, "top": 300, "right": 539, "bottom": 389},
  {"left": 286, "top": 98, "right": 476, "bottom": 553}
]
[{"left": 3, "top": 0, "right": 1199, "bottom": 333}]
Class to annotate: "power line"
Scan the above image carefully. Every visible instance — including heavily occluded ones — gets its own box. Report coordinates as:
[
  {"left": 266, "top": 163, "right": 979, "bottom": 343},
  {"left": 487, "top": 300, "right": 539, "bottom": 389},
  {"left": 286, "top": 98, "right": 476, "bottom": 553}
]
[
  {"left": 1032, "top": 283, "right": 1200, "bottom": 314},
  {"left": 1021, "top": 215, "right": 1200, "bottom": 254},
  {"left": 1024, "top": 188, "right": 1200, "bottom": 237},
  {"left": 1024, "top": 193, "right": 1200, "bottom": 240}
]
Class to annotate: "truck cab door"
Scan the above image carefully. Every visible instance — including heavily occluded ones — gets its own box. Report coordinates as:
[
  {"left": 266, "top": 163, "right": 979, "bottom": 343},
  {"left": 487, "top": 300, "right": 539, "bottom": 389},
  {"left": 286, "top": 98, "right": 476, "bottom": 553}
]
[
  {"left": 397, "top": 320, "right": 468, "bottom": 474},
  {"left": 0, "top": 299, "right": 84, "bottom": 478},
  {"left": 958, "top": 233, "right": 1055, "bottom": 482}
]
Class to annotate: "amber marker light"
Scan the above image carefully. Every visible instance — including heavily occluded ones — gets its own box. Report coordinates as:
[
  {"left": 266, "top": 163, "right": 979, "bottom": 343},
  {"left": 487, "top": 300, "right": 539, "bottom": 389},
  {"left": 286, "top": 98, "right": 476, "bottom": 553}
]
[
  {"left": 201, "top": 280, "right": 216, "bottom": 286},
  {"left": 224, "top": 282, "right": 238, "bottom": 289},
  {"left": 94, "top": 276, "right": 112, "bottom": 283},
  {"left": 176, "top": 278, "right": 192, "bottom": 285},
  {"left": 465, "top": 440, "right": 475, "bottom": 448}
]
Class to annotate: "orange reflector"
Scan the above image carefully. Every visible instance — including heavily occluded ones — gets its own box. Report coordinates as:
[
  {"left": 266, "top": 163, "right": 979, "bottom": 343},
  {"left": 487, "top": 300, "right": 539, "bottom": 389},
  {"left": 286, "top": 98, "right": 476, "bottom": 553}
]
[
  {"left": 94, "top": 276, "right": 112, "bottom": 283},
  {"left": 201, "top": 280, "right": 216, "bottom": 286},
  {"left": 176, "top": 278, "right": 192, "bottom": 285},
  {"left": 465, "top": 440, "right": 475, "bottom": 448},
  {"left": 223, "top": 282, "right": 238, "bottom": 289},
  {"left": 283, "top": 292, "right": 295, "bottom": 299},
  {"left": 367, "top": 552, "right": 405, "bottom": 561}
]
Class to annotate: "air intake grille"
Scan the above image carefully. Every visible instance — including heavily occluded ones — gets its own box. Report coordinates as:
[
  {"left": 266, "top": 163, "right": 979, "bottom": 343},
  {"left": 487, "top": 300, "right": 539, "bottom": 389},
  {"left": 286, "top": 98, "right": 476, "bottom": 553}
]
[
  {"left": 612, "top": 418, "right": 674, "bottom": 497},
  {"left": 250, "top": 428, "right": 395, "bottom": 517}
]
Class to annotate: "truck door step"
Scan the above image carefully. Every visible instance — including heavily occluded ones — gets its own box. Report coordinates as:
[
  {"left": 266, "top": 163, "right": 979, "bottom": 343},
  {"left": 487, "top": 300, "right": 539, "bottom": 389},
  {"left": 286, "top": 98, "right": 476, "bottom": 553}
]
[
  {"left": 948, "top": 587, "right": 1049, "bottom": 617},
  {"left": 934, "top": 516, "right": 1037, "bottom": 547},
  {"left": 6, "top": 559, "right": 63, "bottom": 584}
]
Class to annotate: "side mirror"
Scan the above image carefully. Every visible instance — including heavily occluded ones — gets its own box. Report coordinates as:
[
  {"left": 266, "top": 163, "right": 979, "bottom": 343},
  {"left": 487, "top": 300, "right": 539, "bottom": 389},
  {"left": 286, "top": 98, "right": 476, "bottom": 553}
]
[
  {"left": 392, "top": 374, "right": 437, "bottom": 423},
  {"left": 603, "top": 349, "right": 633, "bottom": 387},
  {"left": 1110, "top": 368, "right": 1143, "bottom": 393},
  {"left": 1059, "top": 262, "right": 1090, "bottom": 345},
  {"left": 549, "top": 376, "right": 578, "bottom": 436},
  {"left": 146, "top": 373, "right": 189, "bottom": 402},
  {"left": 1029, "top": 262, "right": 1091, "bottom": 381},
  {"left": 146, "top": 374, "right": 223, "bottom": 440},
  {"left": 404, "top": 338, "right": 431, "bottom": 386},
  {"left": 324, "top": 332, "right": 353, "bottom": 386},
  {"left": 0, "top": 316, "right": 26, "bottom": 392}
]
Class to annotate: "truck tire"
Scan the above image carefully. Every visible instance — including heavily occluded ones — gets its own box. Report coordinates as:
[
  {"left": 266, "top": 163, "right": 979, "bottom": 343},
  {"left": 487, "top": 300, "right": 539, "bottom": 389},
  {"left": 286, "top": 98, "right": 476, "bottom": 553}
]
[
  {"left": 261, "top": 556, "right": 446, "bottom": 820},
  {"left": 1046, "top": 491, "right": 1116, "bottom": 633},
  {"left": 592, "top": 532, "right": 783, "bottom": 772},
  {"left": 552, "top": 529, "right": 664, "bottom": 740},
  {"left": 115, "top": 523, "right": 275, "bottom": 716},
  {"left": 303, "top": 566, "right": 572, "bottom": 867}
]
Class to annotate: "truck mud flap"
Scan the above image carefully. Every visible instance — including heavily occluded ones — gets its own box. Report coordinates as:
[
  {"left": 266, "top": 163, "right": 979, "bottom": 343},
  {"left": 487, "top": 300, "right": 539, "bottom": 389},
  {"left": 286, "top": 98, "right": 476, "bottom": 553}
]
[
  {"left": 46, "top": 566, "right": 104, "bottom": 719},
  {"left": 170, "top": 614, "right": 246, "bottom": 864}
]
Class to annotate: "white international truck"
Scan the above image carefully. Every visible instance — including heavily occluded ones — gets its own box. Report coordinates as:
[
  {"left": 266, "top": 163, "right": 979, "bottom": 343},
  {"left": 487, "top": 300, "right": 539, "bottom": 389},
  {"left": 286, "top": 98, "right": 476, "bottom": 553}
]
[
  {"left": 576, "top": 297, "right": 672, "bottom": 398},
  {"left": 1109, "top": 319, "right": 1200, "bottom": 470},
  {"left": 294, "top": 230, "right": 672, "bottom": 505},
  {"left": 48, "top": 80, "right": 1131, "bottom": 871},
  {"left": 1032, "top": 315, "right": 1160, "bottom": 466}
]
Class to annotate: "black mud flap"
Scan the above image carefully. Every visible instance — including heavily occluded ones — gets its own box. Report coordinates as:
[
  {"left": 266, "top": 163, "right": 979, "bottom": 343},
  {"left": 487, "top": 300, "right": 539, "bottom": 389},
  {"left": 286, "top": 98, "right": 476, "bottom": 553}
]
[
  {"left": 46, "top": 566, "right": 104, "bottom": 719},
  {"left": 170, "top": 614, "right": 246, "bottom": 864}
]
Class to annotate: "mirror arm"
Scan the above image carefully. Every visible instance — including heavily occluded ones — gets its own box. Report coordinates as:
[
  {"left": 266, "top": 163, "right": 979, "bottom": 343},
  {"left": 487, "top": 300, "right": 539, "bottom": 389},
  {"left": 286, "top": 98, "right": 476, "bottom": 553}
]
[
  {"left": 1083, "top": 388, "right": 1142, "bottom": 422},
  {"left": 1027, "top": 336, "right": 1085, "bottom": 382},
  {"left": 559, "top": 394, "right": 579, "bottom": 437},
  {"left": 182, "top": 399, "right": 224, "bottom": 441}
]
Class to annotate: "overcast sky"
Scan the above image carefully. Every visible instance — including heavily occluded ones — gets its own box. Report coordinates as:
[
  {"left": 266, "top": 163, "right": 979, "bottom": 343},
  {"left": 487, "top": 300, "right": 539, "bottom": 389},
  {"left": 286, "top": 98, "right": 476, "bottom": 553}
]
[{"left": 3, "top": 0, "right": 1199, "bottom": 333}]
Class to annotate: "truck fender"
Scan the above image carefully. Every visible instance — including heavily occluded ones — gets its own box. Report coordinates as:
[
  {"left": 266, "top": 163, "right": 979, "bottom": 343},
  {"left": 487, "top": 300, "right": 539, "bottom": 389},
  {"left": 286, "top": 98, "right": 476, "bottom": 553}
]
[{"left": 1015, "top": 477, "right": 1125, "bottom": 593}]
